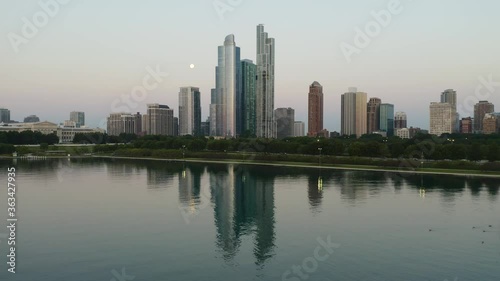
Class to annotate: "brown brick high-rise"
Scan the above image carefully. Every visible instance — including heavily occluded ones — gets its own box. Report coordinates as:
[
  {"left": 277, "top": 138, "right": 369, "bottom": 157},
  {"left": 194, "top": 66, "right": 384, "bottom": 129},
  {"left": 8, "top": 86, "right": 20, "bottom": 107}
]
[
  {"left": 308, "top": 81, "right": 324, "bottom": 137},
  {"left": 367, "top": 98, "right": 381, "bottom": 134}
]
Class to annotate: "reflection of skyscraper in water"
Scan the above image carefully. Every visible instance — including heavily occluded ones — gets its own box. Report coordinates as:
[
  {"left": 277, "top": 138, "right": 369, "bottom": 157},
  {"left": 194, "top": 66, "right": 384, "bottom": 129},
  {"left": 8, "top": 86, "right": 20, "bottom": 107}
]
[
  {"left": 145, "top": 162, "right": 184, "bottom": 187},
  {"left": 335, "top": 171, "right": 372, "bottom": 203},
  {"left": 107, "top": 162, "right": 135, "bottom": 179},
  {"left": 211, "top": 166, "right": 238, "bottom": 261},
  {"left": 147, "top": 169, "right": 174, "bottom": 187},
  {"left": 210, "top": 165, "right": 276, "bottom": 266},
  {"left": 178, "top": 166, "right": 202, "bottom": 210},
  {"left": 307, "top": 175, "right": 323, "bottom": 214}
]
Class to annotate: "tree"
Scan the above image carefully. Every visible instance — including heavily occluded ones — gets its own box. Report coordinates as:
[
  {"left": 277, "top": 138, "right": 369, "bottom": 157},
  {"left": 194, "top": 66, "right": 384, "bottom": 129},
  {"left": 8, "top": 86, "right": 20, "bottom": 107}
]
[
  {"left": 390, "top": 143, "right": 405, "bottom": 158},
  {"left": 348, "top": 142, "right": 364, "bottom": 157},
  {"left": 467, "top": 144, "right": 482, "bottom": 161},
  {"left": 488, "top": 144, "right": 499, "bottom": 162}
]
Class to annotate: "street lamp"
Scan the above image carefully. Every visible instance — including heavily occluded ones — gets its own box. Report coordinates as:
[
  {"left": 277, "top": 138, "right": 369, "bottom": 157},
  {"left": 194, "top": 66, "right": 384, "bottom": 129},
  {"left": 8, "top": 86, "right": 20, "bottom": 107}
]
[{"left": 182, "top": 145, "right": 186, "bottom": 161}]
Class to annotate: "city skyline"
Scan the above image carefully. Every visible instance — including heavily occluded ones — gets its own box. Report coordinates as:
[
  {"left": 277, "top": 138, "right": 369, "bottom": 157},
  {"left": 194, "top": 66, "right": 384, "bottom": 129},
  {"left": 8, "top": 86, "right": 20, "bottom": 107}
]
[{"left": 2, "top": 1, "right": 500, "bottom": 132}]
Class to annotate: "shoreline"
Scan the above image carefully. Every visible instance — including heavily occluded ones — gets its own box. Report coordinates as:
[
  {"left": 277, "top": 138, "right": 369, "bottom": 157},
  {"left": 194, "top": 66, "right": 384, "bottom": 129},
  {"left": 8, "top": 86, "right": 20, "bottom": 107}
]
[
  {"left": 93, "top": 155, "right": 500, "bottom": 178},
  {"left": 2, "top": 154, "right": 499, "bottom": 178}
]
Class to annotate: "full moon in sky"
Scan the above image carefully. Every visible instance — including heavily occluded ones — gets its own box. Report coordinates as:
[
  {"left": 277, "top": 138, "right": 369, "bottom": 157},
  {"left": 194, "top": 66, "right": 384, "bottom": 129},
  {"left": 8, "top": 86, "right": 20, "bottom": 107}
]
[{"left": 189, "top": 64, "right": 195, "bottom": 69}]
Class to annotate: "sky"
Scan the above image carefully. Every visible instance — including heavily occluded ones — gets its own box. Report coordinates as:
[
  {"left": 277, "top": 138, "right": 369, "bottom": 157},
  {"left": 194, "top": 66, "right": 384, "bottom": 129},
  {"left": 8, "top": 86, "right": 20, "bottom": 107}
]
[{"left": 1, "top": 0, "right": 500, "bottom": 132}]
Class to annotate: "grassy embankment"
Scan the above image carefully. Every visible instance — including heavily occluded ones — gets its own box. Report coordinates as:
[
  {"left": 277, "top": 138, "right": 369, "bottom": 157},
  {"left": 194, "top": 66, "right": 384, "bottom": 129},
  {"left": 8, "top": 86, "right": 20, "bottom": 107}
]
[
  {"left": 103, "top": 148, "right": 500, "bottom": 176},
  {"left": 2, "top": 145, "right": 500, "bottom": 176}
]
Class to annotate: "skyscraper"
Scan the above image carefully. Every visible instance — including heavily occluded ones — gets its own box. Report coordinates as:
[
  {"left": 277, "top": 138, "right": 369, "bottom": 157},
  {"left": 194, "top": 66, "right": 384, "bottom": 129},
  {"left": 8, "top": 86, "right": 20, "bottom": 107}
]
[
  {"left": 146, "top": 104, "right": 174, "bottom": 136},
  {"left": 294, "top": 121, "right": 305, "bottom": 137},
  {"left": 441, "top": 89, "right": 459, "bottom": 132},
  {"left": 367, "top": 98, "right": 381, "bottom": 134},
  {"left": 209, "top": 88, "right": 220, "bottom": 136},
  {"left": 460, "top": 117, "right": 473, "bottom": 134},
  {"left": 474, "top": 101, "right": 494, "bottom": 133},
  {"left": 430, "top": 102, "right": 455, "bottom": 136},
  {"left": 379, "top": 104, "right": 395, "bottom": 137},
  {"left": 341, "top": 88, "right": 367, "bottom": 137},
  {"left": 210, "top": 34, "right": 241, "bottom": 137},
  {"left": 241, "top": 59, "right": 257, "bottom": 136},
  {"left": 275, "top": 107, "right": 295, "bottom": 139},
  {"left": 70, "top": 111, "right": 85, "bottom": 127},
  {"left": 179, "top": 87, "right": 201, "bottom": 136},
  {"left": 201, "top": 118, "right": 210, "bottom": 137},
  {"left": 142, "top": 114, "right": 149, "bottom": 135},
  {"left": 394, "top": 112, "right": 407, "bottom": 129},
  {"left": 307, "top": 81, "right": 324, "bottom": 137},
  {"left": 256, "top": 24, "right": 276, "bottom": 138},
  {"left": 173, "top": 117, "right": 179, "bottom": 136},
  {"left": 440, "top": 89, "right": 457, "bottom": 107},
  {"left": 0, "top": 108, "right": 10, "bottom": 123}
]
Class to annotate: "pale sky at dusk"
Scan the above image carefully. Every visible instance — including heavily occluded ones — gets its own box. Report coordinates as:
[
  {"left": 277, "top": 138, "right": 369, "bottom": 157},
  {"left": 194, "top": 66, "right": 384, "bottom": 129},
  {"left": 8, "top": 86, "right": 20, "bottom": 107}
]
[{"left": 1, "top": 0, "right": 499, "bottom": 132}]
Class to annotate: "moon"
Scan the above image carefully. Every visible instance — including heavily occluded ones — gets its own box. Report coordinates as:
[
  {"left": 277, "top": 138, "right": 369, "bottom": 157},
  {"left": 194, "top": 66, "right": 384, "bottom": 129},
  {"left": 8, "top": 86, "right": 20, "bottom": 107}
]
[{"left": 189, "top": 64, "right": 195, "bottom": 69}]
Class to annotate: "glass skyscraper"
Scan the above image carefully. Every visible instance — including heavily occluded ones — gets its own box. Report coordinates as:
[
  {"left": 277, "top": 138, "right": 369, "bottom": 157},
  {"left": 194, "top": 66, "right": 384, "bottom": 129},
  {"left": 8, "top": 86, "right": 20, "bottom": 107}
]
[
  {"left": 70, "top": 111, "right": 85, "bottom": 127},
  {"left": 0, "top": 108, "right": 10, "bottom": 123},
  {"left": 256, "top": 24, "right": 275, "bottom": 138},
  {"left": 211, "top": 34, "right": 241, "bottom": 137},
  {"left": 379, "top": 103, "right": 395, "bottom": 137},
  {"left": 241, "top": 59, "right": 257, "bottom": 136}
]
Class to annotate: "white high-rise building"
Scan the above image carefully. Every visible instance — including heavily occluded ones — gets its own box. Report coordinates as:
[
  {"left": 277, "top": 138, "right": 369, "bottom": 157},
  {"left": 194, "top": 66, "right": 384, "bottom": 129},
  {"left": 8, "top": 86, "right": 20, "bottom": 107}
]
[
  {"left": 179, "top": 87, "right": 201, "bottom": 136},
  {"left": 256, "top": 24, "right": 276, "bottom": 138},
  {"left": 430, "top": 102, "right": 455, "bottom": 136},
  {"left": 341, "top": 88, "right": 367, "bottom": 137},
  {"left": 294, "top": 121, "right": 305, "bottom": 137},
  {"left": 210, "top": 35, "right": 240, "bottom": 137}
]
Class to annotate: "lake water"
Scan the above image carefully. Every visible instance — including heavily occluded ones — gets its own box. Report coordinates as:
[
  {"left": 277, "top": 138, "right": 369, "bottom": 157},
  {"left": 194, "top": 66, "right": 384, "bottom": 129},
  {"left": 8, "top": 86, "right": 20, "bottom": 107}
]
[{"left": 0, "top": 158, "right": 499, "bottom": 281}]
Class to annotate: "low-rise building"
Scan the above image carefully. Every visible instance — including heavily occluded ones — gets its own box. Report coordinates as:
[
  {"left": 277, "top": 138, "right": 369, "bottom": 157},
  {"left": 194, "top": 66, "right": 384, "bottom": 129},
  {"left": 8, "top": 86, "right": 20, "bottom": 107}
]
[
  {"left": 0, "top": 121, "right": 104, "bottom": 143},
  {"left": 482, "top": 113, "right": 500, "bottom": 134},
  {"left": 57, "top": 127, "right": 105, "bottom": 143},
  {"left": 396, "top": 128, "right": 410, "bottom": 139}
]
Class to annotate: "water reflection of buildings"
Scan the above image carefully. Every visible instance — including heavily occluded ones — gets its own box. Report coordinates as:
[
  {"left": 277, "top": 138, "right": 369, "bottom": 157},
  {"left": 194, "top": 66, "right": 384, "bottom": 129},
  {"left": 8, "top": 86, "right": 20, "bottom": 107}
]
[
  {"left": 178, "top": 165, "right": 203, "bottom": 216},
  {"left": 209, "top": 164, "right": 276, "bottom": 266},
  {"left": 332, "top": 171, "right": 386, "bottom": 204},
  {"left": 145, "top": 162, "right": 183, "bottom": 187},
  {"left": 308, "top": 175, "right": 323, "bottom": 213}
]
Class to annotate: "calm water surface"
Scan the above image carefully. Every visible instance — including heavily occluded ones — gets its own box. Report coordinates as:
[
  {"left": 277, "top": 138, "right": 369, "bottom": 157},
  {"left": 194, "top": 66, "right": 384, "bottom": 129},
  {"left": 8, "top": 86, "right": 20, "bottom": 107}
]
[{"left": 0, "top": 158, "right": 499, "bottom": 281}]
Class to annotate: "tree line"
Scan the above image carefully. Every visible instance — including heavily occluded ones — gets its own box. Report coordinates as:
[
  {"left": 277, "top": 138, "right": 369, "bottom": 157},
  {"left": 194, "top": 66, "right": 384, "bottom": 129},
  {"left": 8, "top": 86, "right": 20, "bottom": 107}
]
[
  {"left": 1, "top": 130, "right": 499, "bottom": 162},
  {"left": 82, "top": 132, "right": 500, "bottom": 162},
  {"left": 0, "top": 131, "right": 59, "bottom": 145}
]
